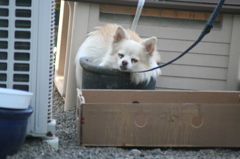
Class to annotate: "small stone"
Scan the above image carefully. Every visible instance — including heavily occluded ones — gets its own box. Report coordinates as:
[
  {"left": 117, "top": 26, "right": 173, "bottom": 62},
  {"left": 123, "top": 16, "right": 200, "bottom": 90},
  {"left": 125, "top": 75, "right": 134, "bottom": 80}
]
[
  {"left": 129, "top": 149, "right": 141, "bottom": 156},
  {"left": 114, "top": 154, "right": 120, "bottom": 158}
]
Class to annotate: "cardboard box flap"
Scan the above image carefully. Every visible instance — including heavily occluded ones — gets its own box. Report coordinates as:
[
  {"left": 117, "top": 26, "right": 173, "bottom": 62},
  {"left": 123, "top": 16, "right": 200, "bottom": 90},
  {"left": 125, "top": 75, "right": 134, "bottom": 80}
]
[{"left": 81, "top": 90, "right": 240, "bottom": 104}]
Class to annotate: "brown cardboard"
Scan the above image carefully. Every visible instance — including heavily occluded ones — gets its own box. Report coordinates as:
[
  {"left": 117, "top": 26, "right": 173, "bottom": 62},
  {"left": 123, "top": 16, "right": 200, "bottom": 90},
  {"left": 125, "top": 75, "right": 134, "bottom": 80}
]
[{"left": 77, "top": 90, "right": 240, "bottom": 147}]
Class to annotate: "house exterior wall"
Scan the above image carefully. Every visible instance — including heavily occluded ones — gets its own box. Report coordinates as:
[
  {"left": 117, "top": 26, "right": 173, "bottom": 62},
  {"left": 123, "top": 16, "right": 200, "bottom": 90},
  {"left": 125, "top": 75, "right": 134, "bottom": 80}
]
[
  {"left": 55, "top": 1, "right": 240, "bottom": 110},
  {"left": 83, "top": 4, "right": 240, "bottom": 90},
  {"left": 65, "top": 0, "right": 240, "bottom": 14}
]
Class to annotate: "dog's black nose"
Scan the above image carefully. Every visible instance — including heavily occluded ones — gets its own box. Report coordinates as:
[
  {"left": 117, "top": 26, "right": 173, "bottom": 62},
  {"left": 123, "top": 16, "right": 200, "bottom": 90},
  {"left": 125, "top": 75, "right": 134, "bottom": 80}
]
[{"left": 122, "top": 60, "right": 128, "bottom": 66}]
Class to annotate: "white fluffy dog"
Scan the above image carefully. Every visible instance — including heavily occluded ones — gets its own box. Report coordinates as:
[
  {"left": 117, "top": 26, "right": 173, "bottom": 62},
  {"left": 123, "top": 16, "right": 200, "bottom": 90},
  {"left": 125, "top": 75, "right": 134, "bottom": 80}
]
[{"left": 75, "top": 24, "right": 161, "bottom": 88}]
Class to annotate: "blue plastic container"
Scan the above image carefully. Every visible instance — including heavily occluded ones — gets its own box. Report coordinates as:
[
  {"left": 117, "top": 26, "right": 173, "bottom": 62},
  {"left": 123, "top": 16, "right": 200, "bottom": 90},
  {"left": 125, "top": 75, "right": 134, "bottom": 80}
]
[{"left": 0, "top": 106, "right": 33, "bottom": 158}]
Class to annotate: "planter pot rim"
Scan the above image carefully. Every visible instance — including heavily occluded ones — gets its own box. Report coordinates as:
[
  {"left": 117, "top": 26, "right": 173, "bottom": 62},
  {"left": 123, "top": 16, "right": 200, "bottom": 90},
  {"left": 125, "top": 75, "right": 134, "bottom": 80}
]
[{"left": 80, "top": 57, "right": 131, "bottom": 77}]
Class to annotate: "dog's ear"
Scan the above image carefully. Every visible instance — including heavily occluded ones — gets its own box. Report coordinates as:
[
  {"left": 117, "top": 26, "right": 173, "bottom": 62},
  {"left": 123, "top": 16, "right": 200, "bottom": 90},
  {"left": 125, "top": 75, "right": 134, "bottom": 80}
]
[
  {"left": 113, "top": 26, "right": 127, "bottom": 43},
  {"left": 142, "top": 37, "right": 157, "bottom": 55}
]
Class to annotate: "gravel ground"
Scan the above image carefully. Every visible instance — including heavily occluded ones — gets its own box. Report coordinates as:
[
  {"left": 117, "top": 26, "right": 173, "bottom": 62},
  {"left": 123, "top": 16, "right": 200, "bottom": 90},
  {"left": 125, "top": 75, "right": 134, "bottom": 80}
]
[{"left": 6, "top": 88, "right": 240, "bottom": 159}]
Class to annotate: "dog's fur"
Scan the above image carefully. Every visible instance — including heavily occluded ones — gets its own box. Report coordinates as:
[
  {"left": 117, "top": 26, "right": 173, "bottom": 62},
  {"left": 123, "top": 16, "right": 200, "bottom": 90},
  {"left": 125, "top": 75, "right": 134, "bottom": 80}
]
[{"left": 75, "top": 24, "right": 161, "bottom": 88}]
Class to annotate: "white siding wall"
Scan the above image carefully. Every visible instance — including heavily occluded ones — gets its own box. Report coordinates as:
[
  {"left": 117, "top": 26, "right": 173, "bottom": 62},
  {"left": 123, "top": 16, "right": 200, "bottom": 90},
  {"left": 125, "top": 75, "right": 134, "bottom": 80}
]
[{"left": 84, "top": 4, "right": 240, "bottom": 91}]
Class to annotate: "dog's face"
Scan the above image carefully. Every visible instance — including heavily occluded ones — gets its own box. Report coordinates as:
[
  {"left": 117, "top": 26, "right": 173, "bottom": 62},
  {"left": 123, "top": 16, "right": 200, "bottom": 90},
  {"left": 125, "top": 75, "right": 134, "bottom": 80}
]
[
  {"left": 112, "top": 27, "right": 157, "bottom": 72},
  {"left": 115, "top": 40, "right": 142, "bottom": 71}
]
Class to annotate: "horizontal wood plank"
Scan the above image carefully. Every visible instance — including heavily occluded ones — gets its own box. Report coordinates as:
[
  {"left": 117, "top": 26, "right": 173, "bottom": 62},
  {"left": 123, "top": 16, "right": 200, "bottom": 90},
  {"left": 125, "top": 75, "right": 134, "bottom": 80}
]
[
  {"left": 161, "top": 65, "right": 227, "bottom": 80},
  {"left": 156, "top": 76, "right": 226, "bottom": 90},
  {"left": 157, "top": 39, "right": 230, "bottom": 56},
  {"left": 169, "top": 0, "right": 239, "bottom": 5},
  {"left": 160, "top": 51, "right": 229, "bottom": 68},
  {"left": 96, "top": 11, "right": 233, "bottom": 43},
  {"left": 67, "top": 0, "right": 240, "bottom": 14},
  {"left": 137, "top": 14, "right": 232, "bottom": 43}
]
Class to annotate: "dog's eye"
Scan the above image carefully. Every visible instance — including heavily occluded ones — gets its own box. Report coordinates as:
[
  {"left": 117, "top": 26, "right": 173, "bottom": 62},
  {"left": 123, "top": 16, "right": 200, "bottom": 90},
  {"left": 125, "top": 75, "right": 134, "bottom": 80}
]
[
  {"left": 131, "top": 58, "right": 138, "bottom": 63},
  {"left": 118, "top": 53, "right": 124, "bottom": 58}
]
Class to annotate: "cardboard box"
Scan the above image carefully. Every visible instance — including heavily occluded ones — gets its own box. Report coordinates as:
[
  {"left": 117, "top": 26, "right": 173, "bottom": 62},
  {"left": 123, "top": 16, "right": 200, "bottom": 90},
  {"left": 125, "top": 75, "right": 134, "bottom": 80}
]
[{"left": 76, "top": 89, "right": 240, "bottom": 147}]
